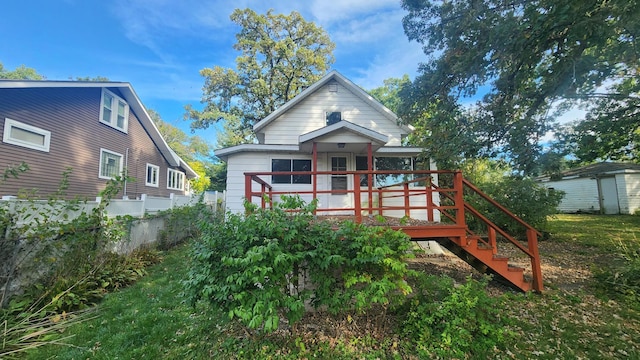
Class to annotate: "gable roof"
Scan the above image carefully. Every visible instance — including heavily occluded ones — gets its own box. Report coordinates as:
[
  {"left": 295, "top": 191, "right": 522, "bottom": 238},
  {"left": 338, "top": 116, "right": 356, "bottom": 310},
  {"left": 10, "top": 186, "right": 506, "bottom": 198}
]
[
  {"left": 0, "top": 80, "right": 197, "bottom": 178},
  {"left": 253, "top": 70, "right": 411, "bottom": 133},
  {"left": 298, "top": 120, "right": 389, "bottom": 153}
]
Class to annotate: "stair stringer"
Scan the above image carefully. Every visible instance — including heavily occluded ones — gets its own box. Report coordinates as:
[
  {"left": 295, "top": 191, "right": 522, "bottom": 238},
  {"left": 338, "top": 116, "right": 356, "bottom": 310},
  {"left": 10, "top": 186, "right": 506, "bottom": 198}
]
[{"left": 437, "top": 236, "right": 532, "bottom": 292}]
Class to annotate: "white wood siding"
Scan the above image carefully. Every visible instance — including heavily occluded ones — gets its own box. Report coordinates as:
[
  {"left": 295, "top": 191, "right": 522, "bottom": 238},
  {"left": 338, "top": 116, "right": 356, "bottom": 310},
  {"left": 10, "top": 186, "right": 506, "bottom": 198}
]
[
  {"left": 262, "top": 83, "right": 403, "bottom": 146},
  {"left": 225, "top": 152, "right": 317, "bottom": 213},
  {"left": 542, "top": 178, "right": 600, "bottom": 213},
  {"left": 618, "top": 173, "right": 640, "bottom": 214}
]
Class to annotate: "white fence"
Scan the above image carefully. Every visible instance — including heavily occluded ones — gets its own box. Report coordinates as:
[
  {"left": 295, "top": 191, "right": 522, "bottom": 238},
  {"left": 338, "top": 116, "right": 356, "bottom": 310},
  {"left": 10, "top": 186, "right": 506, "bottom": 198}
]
[{"left": 1, "top": 191, "right": 226, "bottom": 220}]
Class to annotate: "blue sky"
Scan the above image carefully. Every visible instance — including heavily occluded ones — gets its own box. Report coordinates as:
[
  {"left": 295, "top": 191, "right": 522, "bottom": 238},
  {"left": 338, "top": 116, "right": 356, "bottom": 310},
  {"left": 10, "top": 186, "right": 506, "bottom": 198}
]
[{"left": 1, "top": 0, "right": 426, "bottom": 146}]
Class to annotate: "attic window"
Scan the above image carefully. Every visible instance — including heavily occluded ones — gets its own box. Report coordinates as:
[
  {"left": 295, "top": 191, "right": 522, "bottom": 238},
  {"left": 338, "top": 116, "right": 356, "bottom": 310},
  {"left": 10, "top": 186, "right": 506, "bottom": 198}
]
[
  {"left": 100, "top": 89, "right": 129, "bottom": 133},
  {"left": 326, "top": 111, "right": 341, "bottom": 126},
  {"left": 328, "top": 84, "right": 338, "bottom": 92}
]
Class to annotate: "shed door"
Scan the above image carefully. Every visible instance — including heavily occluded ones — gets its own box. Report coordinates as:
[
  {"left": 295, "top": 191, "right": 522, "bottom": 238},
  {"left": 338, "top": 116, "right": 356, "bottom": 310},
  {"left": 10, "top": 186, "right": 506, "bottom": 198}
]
[{"left": 600, "top": 177, "right": 620, "bottom": 214}]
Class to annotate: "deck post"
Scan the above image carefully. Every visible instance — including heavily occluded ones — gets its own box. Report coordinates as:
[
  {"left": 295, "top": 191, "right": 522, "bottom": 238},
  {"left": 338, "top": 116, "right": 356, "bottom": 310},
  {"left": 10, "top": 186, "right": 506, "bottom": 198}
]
[
  {"left": 354, "top": 174, "right": 362, "bottom": 223},
  {"left": 244, "top": 174, "right": 252, "bottom": 213},
  {"left": 488, "top": 227, "right": 497, "bottom": 255},
  {"left": 367, "top": 142, "right": 373, "bottom": 215},
  {"left": 426, "top": 176, "right": 434, "bottom": 222},
  {"left": 404, "top": 182, "right": 410, "bottom": 218},
  {"left": 312, "top": 142, "right": 318, "bottom": 214},
  {"left": 527, "top": 228, "right": 544, "bottom": 292},
  {"left": 454, "top": 171, "right": 466, "bottom": 227}
]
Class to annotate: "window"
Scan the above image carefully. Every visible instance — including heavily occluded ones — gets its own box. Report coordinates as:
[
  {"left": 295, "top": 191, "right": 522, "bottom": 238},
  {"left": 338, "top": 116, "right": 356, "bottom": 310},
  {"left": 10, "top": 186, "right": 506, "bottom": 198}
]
[
  {"left": 326, "top": 111, "right": 341, "bottom": 126},
  {"left": 99, "top": 149, "right": 123, "bottom": 179},
  {"left": 167, "top": 169, "right": 185, "bottom": 190},
  {"left": 375, "top": 157, "right": 414, "bottom": 187},
  {"left": 331, "top": 156, "right": 348, "bottom": 192},
  {"left": 146, "top": 164, "right": 159, "bottom": 187},
  {"left": 356, "top": 155, "right": 370, "bottom": 187},
  {"left": 3, "top": 118, "right": 51, "bottom": 152},
  {"left": 355, "top": 156, "right": 417, "bottom": 187},
  {"left": 271, "top": 159, "right": 312, "bottom": 184},
  {"left": 100, "top": 89, "right": 129, "bottom": 132}
]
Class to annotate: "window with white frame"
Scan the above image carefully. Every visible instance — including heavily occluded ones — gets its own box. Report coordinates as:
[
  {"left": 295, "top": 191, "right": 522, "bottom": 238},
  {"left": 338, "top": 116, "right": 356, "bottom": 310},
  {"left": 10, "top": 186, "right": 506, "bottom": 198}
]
[
  {"left": 99, "top": 149, "right": 123, "bottom": 179},
  {"left": 3, "top": 118, "right": 51, "bottom": 152},
  {"left": 167, "top": 168, "right": 185, "bottom": 190},
  {"left": 146, "top": 164, "right": 159, "bottom": 187},
  {"left": 100, "top": 89, "right": 129, "bottom": 132}
]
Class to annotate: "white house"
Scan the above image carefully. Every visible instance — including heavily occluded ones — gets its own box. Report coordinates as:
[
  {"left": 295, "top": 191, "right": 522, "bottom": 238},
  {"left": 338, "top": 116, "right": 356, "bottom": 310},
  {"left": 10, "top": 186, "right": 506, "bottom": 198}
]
[
  {"left": 537, "top": 162, "right": 640, "bottom": 214},
  {"left": 215, "top": 70, "right": 437, "bottom": 217}
]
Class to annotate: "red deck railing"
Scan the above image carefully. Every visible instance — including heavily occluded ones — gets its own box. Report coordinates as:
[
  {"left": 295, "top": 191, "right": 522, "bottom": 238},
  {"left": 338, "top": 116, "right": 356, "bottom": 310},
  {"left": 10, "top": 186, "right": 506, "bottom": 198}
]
[{"left": 243, "top": 169, "right": 543, "bottom": 292}]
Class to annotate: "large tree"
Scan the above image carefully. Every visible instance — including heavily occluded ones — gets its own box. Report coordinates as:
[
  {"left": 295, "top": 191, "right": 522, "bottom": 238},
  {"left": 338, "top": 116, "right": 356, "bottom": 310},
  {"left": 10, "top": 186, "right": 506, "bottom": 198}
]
[
  {"left": 185, "top": 9, "right": 335, "bottom": 141},
  {"left": 399, "top": 0, "right": 639, "bottom": 173}
]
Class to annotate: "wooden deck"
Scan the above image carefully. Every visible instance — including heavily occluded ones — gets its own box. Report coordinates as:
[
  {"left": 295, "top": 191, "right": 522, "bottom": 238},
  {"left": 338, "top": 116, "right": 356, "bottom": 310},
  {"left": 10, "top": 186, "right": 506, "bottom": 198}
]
[{"left": 243, "top": 170, "right": 543, "bottom": 292}]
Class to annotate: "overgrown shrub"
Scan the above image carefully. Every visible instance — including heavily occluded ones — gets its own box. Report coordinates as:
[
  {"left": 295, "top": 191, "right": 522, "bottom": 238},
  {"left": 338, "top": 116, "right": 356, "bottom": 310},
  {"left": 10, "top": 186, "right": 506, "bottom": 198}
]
[
  {"left": 401, "top": 274, "right": 512, "bottom": 358},
  {"left": 462, "top": 159, "right": 564, "bottom": 236},
  {"left": 183, "top": 196, "right": 415, "bottom": 333},
  {"left": 593, "top": 236, "right": 640, "bottom": 300}
]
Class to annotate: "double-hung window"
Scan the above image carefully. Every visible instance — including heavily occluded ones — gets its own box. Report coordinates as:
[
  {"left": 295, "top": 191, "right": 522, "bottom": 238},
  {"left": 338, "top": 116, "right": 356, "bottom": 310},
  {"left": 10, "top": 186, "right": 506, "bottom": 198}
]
[
  {"left": 271, "top": 159, "right": 311, "bottom": 184},
  {"left": 167, "top": 169, "right": 185, "bottom": 190},
  {"left": 2, "top": 118, "right": 51, "bottom": 152},
  {"left": 99, "top": 149, "right": 123, "bottom": 179},
  {"left": 100, "top": 89, "right": 129, "bottom": 132},
  {"left": 146, "top": 164, "right": 159, "bottom": 187},
  {"left": 331, "top": 156, "right": 348, "bottom": 193}
]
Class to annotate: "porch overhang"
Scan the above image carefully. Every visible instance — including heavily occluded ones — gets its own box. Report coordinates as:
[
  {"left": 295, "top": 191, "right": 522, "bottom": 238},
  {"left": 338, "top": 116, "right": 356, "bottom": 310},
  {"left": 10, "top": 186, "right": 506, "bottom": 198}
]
[{"left": 298, "top": 120, "right": 389, "bottom": 153}]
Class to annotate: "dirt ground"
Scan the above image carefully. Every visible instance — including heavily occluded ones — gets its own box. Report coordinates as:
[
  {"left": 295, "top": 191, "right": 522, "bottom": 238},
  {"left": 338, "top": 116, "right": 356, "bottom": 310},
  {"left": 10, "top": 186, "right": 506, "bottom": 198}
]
[{"left": 409, "top": 238, "right": 601, "bottom": 295}]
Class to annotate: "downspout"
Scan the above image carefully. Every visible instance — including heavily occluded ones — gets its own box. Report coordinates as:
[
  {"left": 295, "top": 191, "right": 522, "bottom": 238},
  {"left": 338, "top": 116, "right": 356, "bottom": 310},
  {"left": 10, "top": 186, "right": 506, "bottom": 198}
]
[{"left": 124, "top": 148, "right": 129, "bottom": 199}]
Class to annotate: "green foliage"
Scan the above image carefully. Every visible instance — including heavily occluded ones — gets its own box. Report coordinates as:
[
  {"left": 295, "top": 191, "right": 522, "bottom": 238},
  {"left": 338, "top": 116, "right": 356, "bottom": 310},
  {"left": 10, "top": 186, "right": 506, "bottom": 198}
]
[
  {"left": 147, "top": 108, "right": 215, "bottom": 192},
  {"left": 401, "top": 274, "right": 512, "bottom": 358},
  {"left": 157, "top": 200, "right": 219, "bottom": 250},
  {"left": 367, "top": 75, "right": 411, "bottom": 115},
  {"left": 0, "top": 62, "right": 43, "bottom": 80},
  {"left": 462, "top": 159, "right": 564, "bottom": 234},
  {"left": 185, "top": 8, "right": 335, "bottom": 137},
  {"left": 184, "top": 196, "right": 414, "bottom": 333},
  {"left": 399, "top": 0, "right": 639, "bottom": 174},
  {"left": 594, "top": 235, "right": 640, "bottom": 300}
]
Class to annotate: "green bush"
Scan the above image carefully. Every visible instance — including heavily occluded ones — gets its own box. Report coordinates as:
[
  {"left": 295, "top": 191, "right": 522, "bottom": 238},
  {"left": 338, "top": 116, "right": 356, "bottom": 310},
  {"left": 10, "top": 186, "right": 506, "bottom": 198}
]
[
  {"left": 594, "top": 236, "right": 640, "bottom": 300},
  {"left": 183, "top": 196, "right": 415, "bottom": 333},
  {"left": 401, "top": 274, "right": 512, "bottom": 358}
]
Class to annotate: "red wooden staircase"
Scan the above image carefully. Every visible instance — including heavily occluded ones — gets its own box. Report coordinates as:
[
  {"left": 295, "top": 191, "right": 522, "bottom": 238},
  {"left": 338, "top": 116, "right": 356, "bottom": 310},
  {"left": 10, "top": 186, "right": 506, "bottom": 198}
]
[{"left": 244, "top": 170, "right": 544, "bottom": 292}]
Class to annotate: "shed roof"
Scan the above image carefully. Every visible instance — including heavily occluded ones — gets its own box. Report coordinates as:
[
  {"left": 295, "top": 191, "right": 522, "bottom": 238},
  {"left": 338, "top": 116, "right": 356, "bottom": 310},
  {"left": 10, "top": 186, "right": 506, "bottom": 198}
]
[{"left": 547, "top": 162, "right": 640, "bottom": 180}]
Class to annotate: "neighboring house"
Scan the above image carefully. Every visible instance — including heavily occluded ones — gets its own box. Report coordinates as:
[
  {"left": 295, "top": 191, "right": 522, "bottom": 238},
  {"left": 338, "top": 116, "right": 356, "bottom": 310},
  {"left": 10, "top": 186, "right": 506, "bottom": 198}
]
[
  {"left": 537, "top": 162, "right": 640, "bottom": 214},
  {"left": 216, "top": 70, "right": 435, "bottom": 215},
  {"left": 0, "top": 80, "right": 197, "bottom": 199}
]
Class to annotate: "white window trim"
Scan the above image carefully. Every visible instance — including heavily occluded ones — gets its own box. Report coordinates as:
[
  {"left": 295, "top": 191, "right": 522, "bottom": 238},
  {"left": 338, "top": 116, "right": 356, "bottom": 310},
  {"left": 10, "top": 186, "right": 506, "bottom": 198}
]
[
  {"left": 145, "top": 163, "right": 160, "bottom": 187},
  {"left": 99, "top": 148, "right": 124, "bottom": 180},
  {"left": 99, "top": 89, "right": 129, "bottom": 133},
  {"left": 167, "top": 168, "right": 185, "bottom": 191},
  {"left": 2, "top": 118, "right": 51, "bottom": 152}
]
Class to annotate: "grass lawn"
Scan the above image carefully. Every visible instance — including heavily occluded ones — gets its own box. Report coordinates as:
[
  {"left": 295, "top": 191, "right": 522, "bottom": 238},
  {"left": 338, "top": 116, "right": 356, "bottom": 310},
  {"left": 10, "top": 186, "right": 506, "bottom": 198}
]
[{"left": 23, "top": 214, "right": 640, "bottom": 359}]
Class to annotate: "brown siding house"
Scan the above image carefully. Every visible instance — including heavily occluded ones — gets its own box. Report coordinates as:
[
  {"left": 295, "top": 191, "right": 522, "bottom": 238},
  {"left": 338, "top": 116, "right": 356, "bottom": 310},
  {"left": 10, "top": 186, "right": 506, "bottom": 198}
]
[{"left": 0, "top": 81, "right": 196, "bottom": 200}]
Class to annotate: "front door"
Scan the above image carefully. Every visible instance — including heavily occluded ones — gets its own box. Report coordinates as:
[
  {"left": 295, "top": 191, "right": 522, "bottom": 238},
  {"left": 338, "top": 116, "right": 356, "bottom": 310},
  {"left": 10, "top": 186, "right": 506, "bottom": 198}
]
[{"left": 327, "top": 154, "right": 352, "bottom": 213}]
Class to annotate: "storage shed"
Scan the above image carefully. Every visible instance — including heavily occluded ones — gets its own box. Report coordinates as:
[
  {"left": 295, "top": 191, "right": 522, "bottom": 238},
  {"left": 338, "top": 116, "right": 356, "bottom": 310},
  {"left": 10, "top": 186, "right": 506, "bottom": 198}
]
[{"left": 537, "top": 163, "right": 640, "bottom": 215}]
